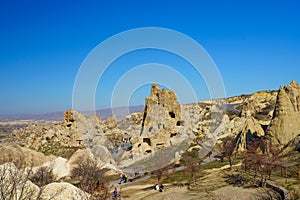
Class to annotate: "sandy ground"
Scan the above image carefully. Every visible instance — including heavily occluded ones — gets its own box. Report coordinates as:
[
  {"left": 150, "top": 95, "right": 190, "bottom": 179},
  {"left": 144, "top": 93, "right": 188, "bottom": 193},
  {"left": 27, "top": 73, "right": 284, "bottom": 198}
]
[
  {"left": 115, "top": 184, "right": 275, "bottom": 200},
  {"left": 112, "top": 165, "right": 280, "bottom": 200}
]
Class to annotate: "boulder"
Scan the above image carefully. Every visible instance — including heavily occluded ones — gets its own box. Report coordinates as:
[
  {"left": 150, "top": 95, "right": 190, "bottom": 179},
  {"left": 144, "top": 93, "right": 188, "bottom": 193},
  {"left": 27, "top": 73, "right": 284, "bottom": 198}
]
[
  {"left": 39, "top": 182, "right": 88, "bottom": 200},
  {"left": 0, "top": 162, "right": 40, "bottom": 199},
  {"left": 42, "top": 157, "right": 70, "bottom": 180}
]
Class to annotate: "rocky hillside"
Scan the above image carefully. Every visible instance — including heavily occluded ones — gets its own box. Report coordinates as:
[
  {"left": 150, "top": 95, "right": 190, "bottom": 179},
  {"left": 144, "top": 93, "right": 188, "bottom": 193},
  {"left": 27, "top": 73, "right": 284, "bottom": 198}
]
[{"left": 2, "top": 81, "right": 300, "bottom": 175}]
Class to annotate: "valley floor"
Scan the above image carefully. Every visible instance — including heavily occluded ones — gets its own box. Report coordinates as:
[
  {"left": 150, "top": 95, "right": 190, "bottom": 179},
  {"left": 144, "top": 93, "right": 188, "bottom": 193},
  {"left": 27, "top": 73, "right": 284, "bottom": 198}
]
[{"left": 111, "top": 164, "right": 281, "bottom": 200}]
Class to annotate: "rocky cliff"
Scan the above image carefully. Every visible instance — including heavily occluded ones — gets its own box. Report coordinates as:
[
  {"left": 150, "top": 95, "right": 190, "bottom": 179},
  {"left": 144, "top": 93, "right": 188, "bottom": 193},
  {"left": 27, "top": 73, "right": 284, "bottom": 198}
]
[
  {"left": 267, "top": 80, "right": 300, "bottom": 146},
  {"left": 113, "top": 84, "right": 195, "bottom": 171}
]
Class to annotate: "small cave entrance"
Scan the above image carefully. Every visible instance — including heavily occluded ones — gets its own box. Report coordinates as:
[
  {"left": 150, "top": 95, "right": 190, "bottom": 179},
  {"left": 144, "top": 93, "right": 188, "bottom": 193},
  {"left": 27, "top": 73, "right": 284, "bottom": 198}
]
[
  {"left": 176, "top": 120, "right": 184, "bottom": 126},
  {"left": 169, "top": 111, "right": 176, "bottom": 118},
  {"left": 170, "top": 133, "right": 177, "bottom": 137},
  {"left": 145, "top": 150, "right": 152, "bottom": 154},
  {"left": 143, "top": 138, "right": 151, "bottom": 146}
]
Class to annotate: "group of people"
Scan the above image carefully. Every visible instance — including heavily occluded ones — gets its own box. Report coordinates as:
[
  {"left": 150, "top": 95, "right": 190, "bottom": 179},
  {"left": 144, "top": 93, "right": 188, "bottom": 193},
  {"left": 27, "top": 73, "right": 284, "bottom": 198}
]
[
  {"left": 114, "top": 133, "right": 133, "bottom": 153},
  {"left": 122, "top": 134, "right": 132, "bottom": 151},
  {"left": 154, "top": 184, "right": 164, "bottom": 192}
]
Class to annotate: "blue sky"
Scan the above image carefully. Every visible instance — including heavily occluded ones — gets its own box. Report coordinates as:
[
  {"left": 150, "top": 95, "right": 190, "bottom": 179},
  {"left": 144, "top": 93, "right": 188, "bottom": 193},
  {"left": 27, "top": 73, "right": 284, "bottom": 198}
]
[{"left": 0, "top": 0, "right": 300, "bottom": 114}]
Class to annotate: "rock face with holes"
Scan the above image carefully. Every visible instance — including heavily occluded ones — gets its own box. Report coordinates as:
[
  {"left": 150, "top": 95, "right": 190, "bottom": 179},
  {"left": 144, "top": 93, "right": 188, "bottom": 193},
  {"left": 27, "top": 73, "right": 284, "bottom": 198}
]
[
  {"left": 138, "top": 84, "right": 183, "bottom": 153},
  {"left": 116, "top": 84, "right": 195, "bottom": 171},
  {"left": 267, "top": 80, "right": 300, "bottom": 146},
  {"left": 11, "top": 81, "right": 299, "bottom": 174},
  {"left": 15, "top": 110, "right": 116, "bottom": 169}
]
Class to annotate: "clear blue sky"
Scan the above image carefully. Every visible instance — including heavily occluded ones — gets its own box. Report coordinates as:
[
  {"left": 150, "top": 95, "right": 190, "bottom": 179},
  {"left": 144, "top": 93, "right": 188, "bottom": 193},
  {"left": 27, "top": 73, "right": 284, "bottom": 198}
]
[{"left": 1, "top": 0, "right": 300, "bottom": 114}]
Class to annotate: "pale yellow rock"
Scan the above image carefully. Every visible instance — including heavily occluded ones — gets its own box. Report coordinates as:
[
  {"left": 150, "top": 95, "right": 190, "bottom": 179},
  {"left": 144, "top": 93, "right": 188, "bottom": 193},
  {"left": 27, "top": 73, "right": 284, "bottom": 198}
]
[
  {"left": 0, "top": 144, "right": 55, "bottom": 167},
  {"left": 39, "top": 182, "right": 88, "bottom": 200},
  {"left": 267, "top": 81, "right": 300, "bottom": 145}
]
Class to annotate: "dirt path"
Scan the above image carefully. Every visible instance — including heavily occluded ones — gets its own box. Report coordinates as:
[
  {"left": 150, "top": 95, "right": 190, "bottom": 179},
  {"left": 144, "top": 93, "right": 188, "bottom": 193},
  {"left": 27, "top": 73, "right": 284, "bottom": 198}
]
[{"left": 112, "top": 163, "right": 282, "bottom": 200}]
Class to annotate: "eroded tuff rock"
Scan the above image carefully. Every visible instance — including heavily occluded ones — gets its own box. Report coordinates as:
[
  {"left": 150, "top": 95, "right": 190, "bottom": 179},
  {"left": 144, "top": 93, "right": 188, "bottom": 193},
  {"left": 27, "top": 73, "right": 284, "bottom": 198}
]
[
  {"left": 14, "top": 110, "right": 118, "bottom": 173},
  {"left": 236, "top": 116, "right": 265, "bottom": 151},
  {"left": 7, "top": 82, "right": 288, "bottom": 174},
  {"left": 139, "top": 84, "right": 183, "bottom": 150},
  {"left": 117, "top": 84, "right": 195, "bottom": 171},
  {"left": 39, "top": 182, "right": 88, "bottom": 200},
  {"left": 105, "top": 115, "right": 117, "bottom": 129},
  {"left": 0, "top": 162, "right": 88, "bottom": 200},
  {"left": 267, "top": 80, "right": 300, "bottom": 146},
  {"left": 0, "top": 162, "right": 40, "bottom": 199},
  {"left": 0, "top": 143, "right": 55, "bottom": 167}
]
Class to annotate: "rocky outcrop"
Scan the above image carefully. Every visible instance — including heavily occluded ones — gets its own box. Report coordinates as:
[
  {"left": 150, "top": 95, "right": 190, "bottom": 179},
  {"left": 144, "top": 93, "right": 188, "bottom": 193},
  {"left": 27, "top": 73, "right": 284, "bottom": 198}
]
[
  {"left": 118, "top": 84, "right": 195, "bottom": 171},
  {"left": 0, "top": 162, "right": 41, "bottom": 199},
  {"left": 12, "top": 110, "right": 120, "bottom": 174},
  {"left": 0, "top": 162, "right": 88, "bottom": 200},
  {"left": 106, "top": 115, "right": 117, "bottom": 129},
  {"left": 8, "top": 81, "right": 293, "bottom": 175},
  {"left": 0, "top": 144, "right": 55, "bottom": 167},
  {"left": 236, "top": 116, "right": 265, "bottom": 151},
  {"left": 142, "top": 83, "right": 181, "bottom": 129},
  {"left": 16, "top": 110, "right": 113, "bottom": 158},
  {"left": 42, "top": 157, "right": 70, "bottom": 180},
  {"left": 139, "top": 84, "right": 183, "bottom": 151},
  {"left": 267, "top": 80, "right": 300, "bottom": 146},
  {"left": 39, "top": 182, "right": 88, "bottom": 200}
]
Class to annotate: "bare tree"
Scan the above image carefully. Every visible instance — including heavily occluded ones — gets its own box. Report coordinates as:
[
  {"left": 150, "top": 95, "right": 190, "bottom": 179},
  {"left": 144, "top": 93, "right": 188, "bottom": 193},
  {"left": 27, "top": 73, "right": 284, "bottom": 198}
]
[
  {"left": 29, "top": 166, "right": 56, "bottom": 188},
  {"left": 149, "top": 150, "right": 172, "bottom": 184},
  {"left": 181, "top": 149, "right": 200, "bottom": 185},
  {"left": 71, "top": 157, "right": 109, "bottom": 199},
  {"left": 0, "top": 163, "right": 37, "bottom": 200},
  {"left": 152, "top": 168, "right": 165, "bottom": 184},
  {"left": 221, "top": 136, "right": 236, "bottom": 169},
  {"left": 243, "top": 140, "right": 282, "bottom": 182},
  {"left": 243, "top": 140, "right": 264, "bottom": 179}
]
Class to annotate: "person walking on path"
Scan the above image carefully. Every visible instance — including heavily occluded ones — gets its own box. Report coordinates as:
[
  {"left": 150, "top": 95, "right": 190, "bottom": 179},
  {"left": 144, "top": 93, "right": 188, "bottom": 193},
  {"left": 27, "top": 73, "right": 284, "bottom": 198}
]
[{"left": 113, "top": 187, "right": 117, "bottom": 199}]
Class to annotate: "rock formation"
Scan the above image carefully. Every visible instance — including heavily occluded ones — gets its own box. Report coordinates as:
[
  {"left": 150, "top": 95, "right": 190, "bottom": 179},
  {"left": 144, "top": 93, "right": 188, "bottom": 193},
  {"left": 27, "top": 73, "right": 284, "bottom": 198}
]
[
  {"left": 105, "top": 115, "right": 117, "bottom": 129},
  {"left": 39, "top": 182, "right": 88, "bottom": 200},
  {"left": 0, "top": 162, "right": 40, "bottom": 199},
  {"left": 267, "top": 80, "right": 300, "bottom": 146},
  {"left": 0, "top": 143, "right": 55, "bottom": 167},
  {"left": 13, "top": 110, "right": 119, "bottom": 174},
  {"left": 0, "top": 162, "right": 89, "bottom": 200},
  {"left": 236, "top": 116, "right": 265, "bottom": 151},
  {"left": 117, "top": 84, "right": 195, "bottom": 171},
  {"left": 139, "top": 84, "right": 182, "bottom": 151},
  {"left": 5, "top": 81, "right": 289, "bottom": 174},
  {"left": 16, "top": 110, "right": 112, "bottom": 157}
]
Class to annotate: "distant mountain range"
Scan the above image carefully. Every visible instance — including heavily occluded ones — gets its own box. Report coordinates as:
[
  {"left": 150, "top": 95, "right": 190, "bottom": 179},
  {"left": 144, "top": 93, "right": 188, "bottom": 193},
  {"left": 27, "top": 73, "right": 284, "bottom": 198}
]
[{"left": 0, "top": 105, "right": 145, "bottom": 121}]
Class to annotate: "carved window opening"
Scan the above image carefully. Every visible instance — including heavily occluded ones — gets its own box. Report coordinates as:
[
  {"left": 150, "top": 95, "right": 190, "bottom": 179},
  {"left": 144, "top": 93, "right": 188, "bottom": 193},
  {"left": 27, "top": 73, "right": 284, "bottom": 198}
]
[
  {"left": 169, "top": 111, "right": 175, "bottom": 118},
  {"left": 143, "top": 138, "right": 151, "bottom": 146},
  {"left": 170, "top": 133, "right": 177, "bottom": 137}
]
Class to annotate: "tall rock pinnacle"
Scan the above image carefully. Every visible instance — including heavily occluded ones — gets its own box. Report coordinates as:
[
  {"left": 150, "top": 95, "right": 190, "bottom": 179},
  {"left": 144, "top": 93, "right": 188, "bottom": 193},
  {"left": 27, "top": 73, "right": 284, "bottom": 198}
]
[{"left": 267, "top": 80, "right": 300, "bottom": 145}]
